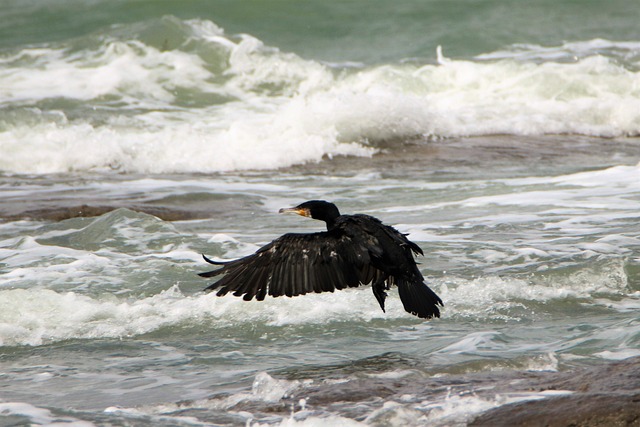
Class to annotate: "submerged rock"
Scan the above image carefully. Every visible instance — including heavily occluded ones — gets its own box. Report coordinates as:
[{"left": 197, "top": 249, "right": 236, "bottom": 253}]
[
  {"left": 2, "top": 204, "right": 202, "bottom": 222},
  {"left": 226, "top": 356, "right": 640, "bottom": 426},
  {"left": 470, "top": 393, "right": 640, "bottom": 427},
  {"left": 470, "top": 356, "right": 640, "bottom": 427}
]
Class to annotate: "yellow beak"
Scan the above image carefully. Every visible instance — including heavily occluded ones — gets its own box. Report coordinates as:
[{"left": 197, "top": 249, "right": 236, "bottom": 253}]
[{"left": 278, "top": 207, "right": 311, "bottom": 217}]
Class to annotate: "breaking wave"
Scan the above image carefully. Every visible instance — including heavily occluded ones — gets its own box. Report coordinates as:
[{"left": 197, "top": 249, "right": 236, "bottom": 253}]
[{"left": 1, "top": 17, "right": 639, "bottom": 174}]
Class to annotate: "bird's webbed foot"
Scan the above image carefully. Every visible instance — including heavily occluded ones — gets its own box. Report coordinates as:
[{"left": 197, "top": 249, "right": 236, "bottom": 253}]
[{"left": 372, "top": 276, "right": 389, "bottom": 312}]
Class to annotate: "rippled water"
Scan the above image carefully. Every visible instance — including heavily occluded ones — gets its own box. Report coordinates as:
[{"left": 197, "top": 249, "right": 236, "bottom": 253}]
[{"left": 2, "top": 137, "right": 640, "bottom": 425}]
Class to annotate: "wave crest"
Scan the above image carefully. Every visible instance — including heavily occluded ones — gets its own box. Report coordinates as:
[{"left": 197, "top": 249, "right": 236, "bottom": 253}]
[{"left": 1, "top": 17, "right": 639, "bottom": 174}]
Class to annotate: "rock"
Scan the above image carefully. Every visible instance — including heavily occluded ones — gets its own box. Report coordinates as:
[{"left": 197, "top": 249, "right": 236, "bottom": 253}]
[
  {"left": 470, "top": 357, "right": 640, "bottom": 427},
  {"left": 2, "top": 204, "right": 201, "bottom": 222},
  {"left": 469, "top": 393, "right": 640, "bottom": 427}
]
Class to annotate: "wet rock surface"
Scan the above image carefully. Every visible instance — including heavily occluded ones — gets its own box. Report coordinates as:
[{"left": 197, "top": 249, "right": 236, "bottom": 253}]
[
  {"left": 224, "top": 356, "right": 640, "bottom": 426},
  {"left": 2, "top": 204, "right": 203, "bottom": 222},
  {"left": 470, "top": 356, "right": 640, "bottom": 427},
  {"left": 470, "top": 393, "right": 640, "bottom": 427}
]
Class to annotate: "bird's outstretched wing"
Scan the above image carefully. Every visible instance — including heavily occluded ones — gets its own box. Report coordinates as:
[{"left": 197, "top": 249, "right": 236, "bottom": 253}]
[{"left": 199, "top": 231, "right": 382, "bottom": 301}]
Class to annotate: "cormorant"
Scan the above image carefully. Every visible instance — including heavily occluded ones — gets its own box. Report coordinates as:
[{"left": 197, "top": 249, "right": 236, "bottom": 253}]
[{"left": 199, "top": 200, "right": 443, "bottom": 319}]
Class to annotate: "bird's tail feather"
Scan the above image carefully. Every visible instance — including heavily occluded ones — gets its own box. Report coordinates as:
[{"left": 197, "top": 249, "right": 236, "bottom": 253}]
[{"left": 397, "top": 280, "right": 443, "bottom": 319}]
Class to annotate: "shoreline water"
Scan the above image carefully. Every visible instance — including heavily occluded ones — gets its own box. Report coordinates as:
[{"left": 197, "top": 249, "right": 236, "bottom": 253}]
[
  {"left": 2, "top": 135, "right": 639, "bottom": 222},
  {"left": 1, "top": 133, "right": 639, "bottom": 424},
  {"left": 223, "top": 355, "right": 640, "bottom": 426}
]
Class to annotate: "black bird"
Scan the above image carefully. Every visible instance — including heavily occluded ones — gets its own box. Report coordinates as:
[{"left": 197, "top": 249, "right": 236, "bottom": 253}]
[{"left": 199, "top": 200, "right": 443, "bottom": 319}]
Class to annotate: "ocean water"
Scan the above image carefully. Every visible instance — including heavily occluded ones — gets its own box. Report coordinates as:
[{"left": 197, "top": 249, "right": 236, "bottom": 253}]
[{"left": 1, "top": 1, "right": 640, "bottom": 425}]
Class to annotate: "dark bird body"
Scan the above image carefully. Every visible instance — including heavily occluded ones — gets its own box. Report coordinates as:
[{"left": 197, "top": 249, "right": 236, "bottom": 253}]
[{"left": 199, "top": 200, "right": 443, "bottom": 319}]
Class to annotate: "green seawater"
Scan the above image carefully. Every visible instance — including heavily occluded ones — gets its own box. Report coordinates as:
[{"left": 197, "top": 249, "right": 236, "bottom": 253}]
[{"left": 2, "top": 0, "right": 640, "bottom": 62}]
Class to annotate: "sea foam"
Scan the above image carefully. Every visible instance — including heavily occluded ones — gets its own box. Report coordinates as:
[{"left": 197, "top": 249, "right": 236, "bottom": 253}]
[
  {"left": 0, "top": 402, "right": 95, "bottom": 427},
  {"left": 0, "top": 260, "right": 631, "bottom": 347},
  {"left": 0, "top": 285, "right": 402, "bottom": 347},
  {"left": 0, "top": 17, "right": 639, "bottom": 174}
]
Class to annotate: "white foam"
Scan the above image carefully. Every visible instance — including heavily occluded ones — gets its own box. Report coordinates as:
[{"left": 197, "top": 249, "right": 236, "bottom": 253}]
[
  {"left": 103, "top": 405, "right": 211, "bottom": 426},
  {"left": 476, "top": 39, "right": 640, "bottom": 62},
  {"left": 1, "top": 258, "right": 627, "bottom": 346},
  {"left": 595, "top": 349, "right": 640, "bottom": 360},
  {"left": 419, "top": 389, "right": 573, "bottom": 427},
  {"left": 109, "top": 382, "right": 575, "bottom": 427},
  {"left": 363, "top": 164, "right": 640, "bottom": 223},
  {"left": 289, "top": 415, "right": 362, "bottom": 427},
  {"left": 0, "top": 402, "right": 95, "bottom": 426},
  {"left": 252, "top": 372, "right": 302, "bottom": 403},
  {"left": 436, "top": 331, "right": 504, "bottom": 354},
  {"left": 1, "top": 19, "right": 639, "bottom": 174},
  {"left": 365, "top": 369, "right": 416, "bottom": 379},
  {"left": 436, "top": 260, "right": 629, "bottom": 321},
  {"left": 465, "top": 165, "right": 640, "bottom": 212},
  {"left": 0, "top": 42, "right": 212, "bottom": 104},
  {"left": 522, "top": 353, "right": 560, "bottom": 372},
  {"left": 0, "top": 284, "right": 406, "bottom": 347},
  {"left": 0, "top": 230, "right": 631, "bottom": 347},
  {"left": 593, "top": 292, "right": 640, "bottom": 312}
]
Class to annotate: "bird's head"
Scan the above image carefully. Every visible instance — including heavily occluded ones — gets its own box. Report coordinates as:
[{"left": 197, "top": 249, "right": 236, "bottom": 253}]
[{"left": 279, "top": 200, "right": 341, "bottom": 227}]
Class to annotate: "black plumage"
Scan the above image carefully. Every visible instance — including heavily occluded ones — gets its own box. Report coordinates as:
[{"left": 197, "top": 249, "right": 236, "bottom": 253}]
[{"left": 199, "top": 200, "right": 443, "bottom": 319}]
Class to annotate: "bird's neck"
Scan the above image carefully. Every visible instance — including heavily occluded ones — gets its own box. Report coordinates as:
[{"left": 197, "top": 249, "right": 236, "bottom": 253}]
[{"left": 325, "top": 218, "right": 337, "bottom": 230}]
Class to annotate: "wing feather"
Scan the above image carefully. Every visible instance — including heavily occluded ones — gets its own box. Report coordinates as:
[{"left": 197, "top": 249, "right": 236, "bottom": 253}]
[
  {"left": 271, "top": 258, "right": 285, "bottom": 297},
  {"left": 201, "top": 230, "right": 375, "bottom": 300},
  {"left": 255, "top": 267, "right": 268, "bottom": 301}
]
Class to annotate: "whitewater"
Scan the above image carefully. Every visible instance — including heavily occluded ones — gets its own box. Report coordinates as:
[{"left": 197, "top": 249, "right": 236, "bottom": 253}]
[{"left": 1, "top": 18, "right": 639, "bottom": 174}]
